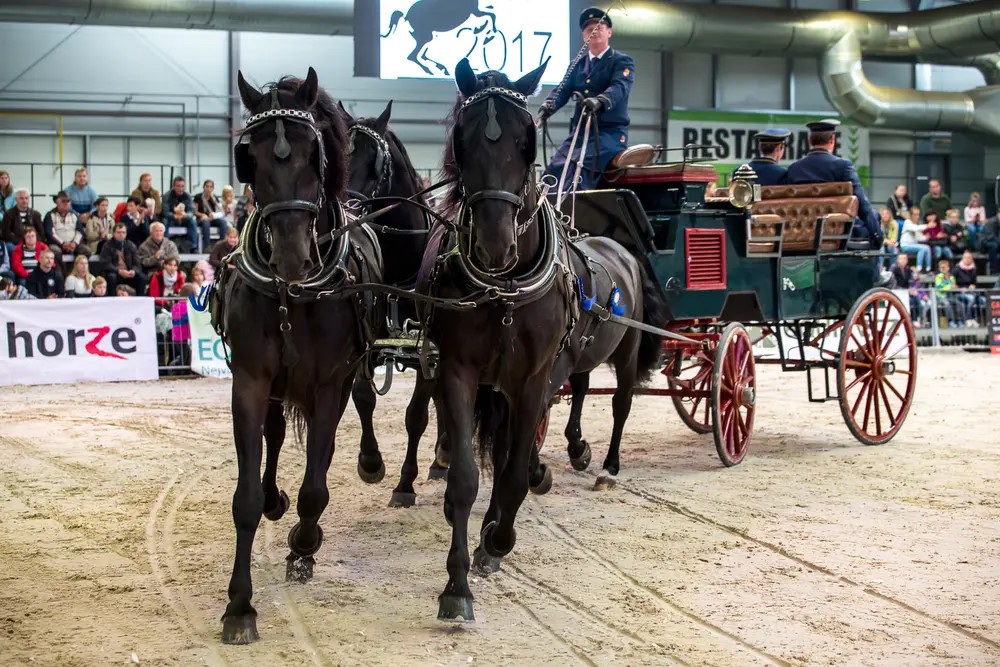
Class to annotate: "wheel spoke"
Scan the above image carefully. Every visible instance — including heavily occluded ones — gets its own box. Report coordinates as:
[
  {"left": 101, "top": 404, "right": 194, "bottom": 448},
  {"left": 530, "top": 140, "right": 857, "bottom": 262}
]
[
  {"left": 880, "top": 319, "right": 904, "bottom": 357},
  {"left": 878, "top": 299, "right": 893, "bottom": 340},
  {"left": 872, "top": 380, "right": 883, "bottom": 435},
  {"left": 738, "top": 346, "right": 750, "bottom": 376},
  {"left": 849, "top": 331, "right": 874, "bottom": 361},
  {"left": 843, "top": 357, "right": 870, "bottom": 369},
  {"left": 862, "top": 378, "right": 875, "bottom": 432},
  {"left": 860, "top": 310, "right": 878, "bottom": 361},
  {"left": 884, "top": 377, "right": 906, "bottom": 404},
  {"left": 845, "top": 369, "right": 872, "bottom": 393},
  {"left": 851, "top": 375, "right": 871, "bottom": 415},
  {"left": 878, "top": 381, "right": 897, "bottom": 428}
]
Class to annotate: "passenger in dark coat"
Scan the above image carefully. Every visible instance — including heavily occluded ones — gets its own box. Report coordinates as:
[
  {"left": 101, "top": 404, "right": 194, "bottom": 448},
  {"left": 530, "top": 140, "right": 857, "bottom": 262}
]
[{"left": 744, "top": 128, "right": 789, "bottom": 186}]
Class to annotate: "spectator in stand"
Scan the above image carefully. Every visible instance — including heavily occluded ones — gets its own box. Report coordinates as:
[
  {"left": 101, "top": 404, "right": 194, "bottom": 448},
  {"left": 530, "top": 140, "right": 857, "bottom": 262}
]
[
  {"left": 0, "top": 171, "right": 14, "bottom": 218},
  {"left": 100, "top": 223, "right": 145, "bottom": 296},
  {"left": 195, "top": 179, "right": 227, "bottom": 251},
  {"left": 92, "top": 276, "right": 108, "bottom": 297},
  {"left": 138, "top": 222, "right": 179, "bottom": 273},
  {"left": 899, "top": 207, "right": 932, "bottom": 273},
  {"left": 1, "top": 188, "right": 44, "bottom": 253},
  {"left": 170, "top": 283, "right": 196, "bottom": 367},
  {"left": 890, "top": 253, "right": 926, "bottom": 327},
  {"left": 131, "top": 173, "right": 162, "bottom": 220},
  {"left": 982, "top": 214, "right": 999, "bottom": 275},
  {"left": 65, "top": 168, "right": 98, "bottom": 217},
  {"left": 964, "top": 192, "right": 986, "bottom": 250},
  {"left": 221, "top": 185, "right": 237, "bottom": 226},
  {"left": 11, "top": 228, "right": 48, "bottom": 284},
  {"left": 209, "top": 226, "right": 238, "bottom": 274},
  {"left": 0, "top": 239, "right": 10, "bottom": 279},
  {"left": 919, "top": 178, "right": 951, "bottom": 222},
  {"left": 887, "top": 183, "right": 912, "bottom": 221},
  {"left": 162, "top": 176, "right": 198, "bottom": 250},
  {"left": 64, "top": 254, "right": 96, "bottom": 297},
  {"left": 953, "top": 249, "right": 980, "bottom": 326},
  {"left": 116, "top": 284, "right": 136, "bottom": 297},
  {"left": 44, "top": 191, "right": 84, "bottom": 258},
  {"left": 0, "top": 276, "right": 35, "bottom": 300},
  {"left": 880, "top": 207, "right": 899, "bottom": 266},
  {"left": 189, "top": 264, "right": 207, "bottom": 292},
  {"left": 121, "top": 196, "right": 150, "bottom": 246},
  {"left": 148, "top": 255, "right": 185, "bottom": 308},
  {"left": 934, "top": 258, "right": 961, "bottom": 328},
  {"left": 26, "top": 249, "right": 64, "bottom": 299},
  {"left": 235, "top": 190, "right": 254, "bottom": 234},
  {"left": 944, "top": 208, "right": 968, "bottom": 254},
  {"left": 923, "top": 211, "right": 953, "bottom": 262},
  {"left": 83, "top": 197, "right": 114, "bottom": 254}
]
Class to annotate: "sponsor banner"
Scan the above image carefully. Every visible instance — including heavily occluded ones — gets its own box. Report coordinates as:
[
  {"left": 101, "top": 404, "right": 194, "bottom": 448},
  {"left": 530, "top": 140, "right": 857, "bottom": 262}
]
[
  {"left": 989, "top": 291, "right": 1000, "bottom": 354},
  {"left": 187, "top": 288, "right": 231, "bottom": 378},
  {"left": 667, "top": 110, "right": 871, "bottom": 187},
  {"left": 0, "top": 298, "right": 158, "bottom": 386}
]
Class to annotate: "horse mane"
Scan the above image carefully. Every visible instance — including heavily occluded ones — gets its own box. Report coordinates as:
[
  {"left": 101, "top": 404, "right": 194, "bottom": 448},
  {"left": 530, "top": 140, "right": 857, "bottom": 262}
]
[
  {"left": 262, "top": 75, "right": 350, "bottom": 200},
  {"left": 440, "top": 69, "right": 514, "bottom": 221},
  {"left": 356, "top": 116, "right": 425, "bottom": 202}
]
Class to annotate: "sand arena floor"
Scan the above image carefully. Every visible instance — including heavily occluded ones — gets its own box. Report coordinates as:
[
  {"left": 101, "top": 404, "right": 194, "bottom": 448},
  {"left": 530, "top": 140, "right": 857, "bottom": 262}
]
[{"left": 0, "top": 351, "right": 998, "bottom": 666}]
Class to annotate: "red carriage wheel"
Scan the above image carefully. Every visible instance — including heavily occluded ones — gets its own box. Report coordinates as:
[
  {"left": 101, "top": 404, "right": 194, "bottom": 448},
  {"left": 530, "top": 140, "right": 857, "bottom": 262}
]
[
  {"left": 534, "top": 407, "right": 550, "bottom": 453},
  {"left": 670, "top": 349, "right": 713, "bottom": 434},
  {"left": 711, "top": 323, "right": 756, "bottom": 466},
  {"left": 837, "top": 288, "right": 917, "bottom": 445}
]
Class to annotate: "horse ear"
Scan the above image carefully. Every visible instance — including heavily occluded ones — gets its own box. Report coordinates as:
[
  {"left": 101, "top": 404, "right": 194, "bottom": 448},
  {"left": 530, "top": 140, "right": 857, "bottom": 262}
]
[
  {"left": 237, "top": 71, "right": 263, "bottom": 110},
  {"left": 374, "top": 100, "right": 393, "bottom": 135},
  {"left": 455, "top": 58, "right": 478, "bottom": 98},
  {"left": 337, "top": 100, "right": 354, "bottom": 122},
  {"left": 296, "top": 67, "right": 320, "bottom": 108},
  {"left": 514, "top": 57, "right": 550, "bottom": 97}
]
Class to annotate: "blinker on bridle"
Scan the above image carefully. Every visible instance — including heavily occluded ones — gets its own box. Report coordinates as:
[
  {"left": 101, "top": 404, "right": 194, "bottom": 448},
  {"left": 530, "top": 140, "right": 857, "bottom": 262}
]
[{"left": 348, "top": 123, "right": 393, "bottom": 199}]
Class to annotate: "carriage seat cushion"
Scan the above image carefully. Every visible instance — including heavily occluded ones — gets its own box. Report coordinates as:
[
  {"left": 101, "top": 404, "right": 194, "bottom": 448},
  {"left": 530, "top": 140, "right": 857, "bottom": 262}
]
[
  {"left": 759, "top": 181, "right": 852, "bottom": 200},
  {"left": 750, "top": 195, "right": 857, "bottom": 252},
  {"left": 608, "top": 161, "right": 720, "bottom": 183},
  {"left": 608, "top": 144, "right": 656, "bottom": 169}
]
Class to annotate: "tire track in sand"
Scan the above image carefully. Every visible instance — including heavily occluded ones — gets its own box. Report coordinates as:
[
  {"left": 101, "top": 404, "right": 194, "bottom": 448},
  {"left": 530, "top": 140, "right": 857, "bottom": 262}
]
[
  {"left": 607, "top": 480, "right": 1000, "bottom": 654},
  {"left": 526, "top": 496, "right": 794, "bottom": 667}
]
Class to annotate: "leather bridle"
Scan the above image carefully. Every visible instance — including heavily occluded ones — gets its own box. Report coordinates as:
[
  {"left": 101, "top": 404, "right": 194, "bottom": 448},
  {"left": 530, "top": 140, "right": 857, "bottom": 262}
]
[{"left": 347, "top": 124, "right": 393, "bottom": 200}]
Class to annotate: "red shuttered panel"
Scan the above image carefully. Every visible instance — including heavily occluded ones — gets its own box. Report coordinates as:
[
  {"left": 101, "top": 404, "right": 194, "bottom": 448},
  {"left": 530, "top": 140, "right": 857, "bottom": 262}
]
[{"left": 685, "top": 228, "right": 727, "bottom": 290}]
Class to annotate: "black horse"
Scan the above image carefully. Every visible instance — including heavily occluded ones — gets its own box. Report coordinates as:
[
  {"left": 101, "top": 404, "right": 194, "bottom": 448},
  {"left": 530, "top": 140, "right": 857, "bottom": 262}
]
[
  {"left": 382, "top": 0, "right": 497, "bottom": 76},
  {"left": 418, "top": 57, "right": 575, "bottom": 621},
  {"left": 214, "top": 68, "right": 383, "bottom": 644},
  {"left": 338, "top": 100, "right": 449, "bottom": 503}
]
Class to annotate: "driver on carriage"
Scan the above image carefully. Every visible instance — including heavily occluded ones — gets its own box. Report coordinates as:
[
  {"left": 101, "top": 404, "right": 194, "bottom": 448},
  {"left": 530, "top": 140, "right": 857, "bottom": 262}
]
[
  {"left": 744, "top": 128, "right": 790, "bottom": 186},
  {"left": 537, "top": 7, "right": 635, "bottom": 192}
]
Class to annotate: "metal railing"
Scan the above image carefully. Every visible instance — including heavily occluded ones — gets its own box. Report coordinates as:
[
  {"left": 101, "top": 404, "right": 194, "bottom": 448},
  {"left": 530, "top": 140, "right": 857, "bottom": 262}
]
[
  {"left": 151, "top": 295, "right": 196, "bottom": 376},
  {"left": 910, "top": 287, "right": 996, "bottom": 348}
]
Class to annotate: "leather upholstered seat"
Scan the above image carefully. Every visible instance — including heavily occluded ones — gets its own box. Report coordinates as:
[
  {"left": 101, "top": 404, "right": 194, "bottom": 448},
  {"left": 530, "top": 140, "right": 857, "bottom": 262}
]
[{"left": 747, "top": 181, "right": 857, "bottom": 254}]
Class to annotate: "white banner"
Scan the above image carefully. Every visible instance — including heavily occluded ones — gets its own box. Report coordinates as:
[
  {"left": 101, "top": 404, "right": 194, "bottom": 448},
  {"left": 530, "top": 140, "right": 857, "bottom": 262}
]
[
  {"left": 187, "top": 289, "right": 231, "bottom": 379},
  {"left": 0, "top": 298, "right": 158, "bottom": 386}
]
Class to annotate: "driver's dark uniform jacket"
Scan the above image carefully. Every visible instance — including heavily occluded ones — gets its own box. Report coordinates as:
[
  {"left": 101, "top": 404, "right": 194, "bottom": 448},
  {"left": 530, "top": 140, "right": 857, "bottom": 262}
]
[
  {"left": 745, "top": 157, "right": 787, "bottom": 186},
  {"left": 543, "top": 48, "right": 635, "bottom": 190},
  {"left": 786, "top": 148, "right": 883, "bottom": 246}
]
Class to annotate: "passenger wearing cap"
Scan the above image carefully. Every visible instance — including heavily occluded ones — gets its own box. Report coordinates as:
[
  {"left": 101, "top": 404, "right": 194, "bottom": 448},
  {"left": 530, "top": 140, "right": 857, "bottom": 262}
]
[
  {"left": 786, "top": 119, "right": 883, "bottom": 247},
  {"left": 744, "top": 129, "right": 789, "bottom": 186},
  {"left": 538, "top": 7, "right": 635, "bottom": 191}
]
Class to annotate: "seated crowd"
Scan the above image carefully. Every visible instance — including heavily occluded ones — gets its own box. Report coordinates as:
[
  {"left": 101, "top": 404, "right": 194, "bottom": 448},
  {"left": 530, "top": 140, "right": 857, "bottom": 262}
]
[{"left": 0, "top": 168, "right": 250, "bottom": 301}]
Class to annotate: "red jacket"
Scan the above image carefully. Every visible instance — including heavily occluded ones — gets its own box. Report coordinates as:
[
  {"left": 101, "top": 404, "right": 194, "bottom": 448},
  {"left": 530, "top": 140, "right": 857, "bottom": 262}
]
[
  {"left": 148, "top": 269, "right": 185, "bottom": 307},
  {"left": 11, "top": 240, "right": 49, "bottom": 279}
]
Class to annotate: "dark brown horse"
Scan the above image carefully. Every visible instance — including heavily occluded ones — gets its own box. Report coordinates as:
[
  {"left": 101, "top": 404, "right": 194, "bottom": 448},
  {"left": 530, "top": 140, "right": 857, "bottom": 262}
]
[
  {"left": 214, "top": 68, "right": 383, "bottom": 644},
  {"left": 418, "top": 58, "right": 576, "bottom": 621}
]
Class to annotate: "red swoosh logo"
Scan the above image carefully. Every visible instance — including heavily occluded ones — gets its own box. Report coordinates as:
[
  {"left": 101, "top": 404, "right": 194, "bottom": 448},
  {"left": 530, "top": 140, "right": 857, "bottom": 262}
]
[{"left": 85, "top": 326, "right": 127, "bottom": 360}]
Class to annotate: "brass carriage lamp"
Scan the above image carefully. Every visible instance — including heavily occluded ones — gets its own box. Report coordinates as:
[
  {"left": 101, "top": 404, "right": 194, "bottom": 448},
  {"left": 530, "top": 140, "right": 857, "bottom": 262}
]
[{"left": 728, "top": 164, "right": 760, "bottom": 208}]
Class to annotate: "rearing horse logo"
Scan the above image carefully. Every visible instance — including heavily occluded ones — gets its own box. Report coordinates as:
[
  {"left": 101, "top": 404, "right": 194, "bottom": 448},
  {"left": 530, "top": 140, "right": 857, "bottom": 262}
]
[{"left": 382, "top": 0, "right": 498, "bottom": 76}]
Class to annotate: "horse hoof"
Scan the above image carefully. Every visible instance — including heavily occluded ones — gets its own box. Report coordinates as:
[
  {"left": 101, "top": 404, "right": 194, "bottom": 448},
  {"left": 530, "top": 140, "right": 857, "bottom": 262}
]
[
  {"left": 263, "top": 490, "right": 290, "bottom": 522},
  {"left": 357, "top": 459, "right": 386, "bottom": 485},
  {"left": 285, "top": 554, "right": 315, "bottom": 583},
  {"left": 570, "top": 442, "right": 592, "bottom": 471},
  {"left": 529, "top": 464, "right": 553, "bottom": 495},
  {"left": 472, "top": 545, "right": 502, "bottom": 576},
  {"left": 480, "top": 520, "right": 515, "bottom": 559},
  {"left": 437, "top": 594, "right": 475, "bottom": 622},
  {"left": 287, "top": 523, "right": 323, "bottom": 558},
  {"left": 221, "top": 613, "right": 259, "bottom": 644},
  {"left": 593, "top": 473, "right": 617, "bottom": 491},
  {"left": 388, "top": 491, "right": 416, "bottom": 508},
  {"left": 427, "top": 461, "right": 448, "bottom": 481}
]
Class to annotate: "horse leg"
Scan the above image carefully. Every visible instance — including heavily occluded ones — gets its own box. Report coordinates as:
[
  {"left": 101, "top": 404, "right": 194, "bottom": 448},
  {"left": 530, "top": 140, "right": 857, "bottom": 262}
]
[
  {"left": 285, "top": 378, "right": 350, "bottom": 583},
  {"left": 352, "top": 375, "right": 386, "bottom": 484},
  {"left": 436, "top": 364, "right": 478, "bottom": 621},
  {"left": 597, "top": 340, "right": 640, "bottom": 491},
  {"left": 472, "top": 429, "right": 510, "bottom": 576},
  {"left": 406, "top": 37, "right": 435, "bottom": 76},
  {"left": 262, "top": 401, "right": 290, "bottom": 521},
  {"left": 222, "top": 375, "right": 270, "bottom": 644},
  {"left": 565, "top": 372, "right": 592, "bottom": 471},
  {"left": 527, "top": 439, "right": 552, "bottom": 495},
  {"left": 427, "top": 394, "right": 449, "bottom": 480},
  {"left": 478, "top": 375, "right": 548, "bottom": 561},
  {"left": 390, "top": 373, "right": 435, "bottom": 507}
]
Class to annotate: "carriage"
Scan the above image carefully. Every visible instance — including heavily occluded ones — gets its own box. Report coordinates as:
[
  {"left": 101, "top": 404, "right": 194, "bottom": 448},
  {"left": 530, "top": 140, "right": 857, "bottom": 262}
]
[{"left": 536, "top": 145, "right": 918, "bottom": 467}]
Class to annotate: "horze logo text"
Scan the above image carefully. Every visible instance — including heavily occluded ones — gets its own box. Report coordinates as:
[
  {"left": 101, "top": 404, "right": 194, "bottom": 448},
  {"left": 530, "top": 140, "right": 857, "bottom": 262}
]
[{"left": 5, "top": 323, "right": 137, "bottom": 360}]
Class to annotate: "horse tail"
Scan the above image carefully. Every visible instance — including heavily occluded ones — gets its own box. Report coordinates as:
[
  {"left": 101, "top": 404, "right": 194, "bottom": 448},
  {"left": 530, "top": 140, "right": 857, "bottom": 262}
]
[
  {"left": 473, "top": 386, "right": 510, "bottom": 470},
  {"left": 284, "top": 403, "right": 308, "bottom": 453},
  {"left": 635, "top": 264, "right": 669, "bottom": 385},
  {"left": 382, "top": 10, "right": 404, "bottom": 38}
]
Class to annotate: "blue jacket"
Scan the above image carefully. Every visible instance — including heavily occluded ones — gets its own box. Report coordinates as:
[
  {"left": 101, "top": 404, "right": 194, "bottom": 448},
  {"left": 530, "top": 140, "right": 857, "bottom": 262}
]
[
  {"left": 545, "top": 47, "right": 634, "bottom": 132},
  {"left": 746, "top": 158, "right": 787, "bottom": 186},
  {"left": 786, "top": 148, "right": 882, "bottom": 245}
]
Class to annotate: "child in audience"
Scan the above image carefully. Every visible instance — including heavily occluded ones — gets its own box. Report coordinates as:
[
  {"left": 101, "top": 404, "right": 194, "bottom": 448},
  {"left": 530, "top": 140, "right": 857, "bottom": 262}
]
[
  {"left": 171, "top": 283, "right": 196, "bottom": 367},
  {"left": 148, "top": 255, "right": 186, "bottom": 308},
  {"left": 933, "top": 258, "right": 961, "bottom": 328},
  {"left": 116, "top": 284, "right": 136, "bottom": 297},
  {"left": 92, "top": 276, "right": 108, "bottom": 297}
]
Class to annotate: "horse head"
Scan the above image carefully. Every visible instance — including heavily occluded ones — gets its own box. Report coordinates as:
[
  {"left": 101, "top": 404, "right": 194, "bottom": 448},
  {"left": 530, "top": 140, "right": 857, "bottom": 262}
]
[
  {"left": 450, "top": 57, "right": 548, "bottom": 272},
  {"left": 236, "top": 67, "right": 346, "bottom": 284},
  {"left": 344, "top": 100, "right": 395, "bottom": 199}
]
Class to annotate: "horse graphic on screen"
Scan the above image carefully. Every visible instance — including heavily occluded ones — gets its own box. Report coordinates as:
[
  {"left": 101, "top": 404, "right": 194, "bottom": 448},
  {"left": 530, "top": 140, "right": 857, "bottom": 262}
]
[{"left": 382, "top": 0, "right": 497, "bottom": 76}]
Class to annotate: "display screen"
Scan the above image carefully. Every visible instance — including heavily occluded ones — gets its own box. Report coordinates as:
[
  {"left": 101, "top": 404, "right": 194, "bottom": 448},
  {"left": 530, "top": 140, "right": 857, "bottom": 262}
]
[{"left": 372, "top": 0, "right": 570, "bottom": 84}]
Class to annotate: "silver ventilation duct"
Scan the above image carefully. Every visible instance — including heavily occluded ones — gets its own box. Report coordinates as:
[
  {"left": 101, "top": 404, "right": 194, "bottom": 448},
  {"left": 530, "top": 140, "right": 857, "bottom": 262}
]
[{"left": 0, "top": 0, "right": 353, "bottom": 35}]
